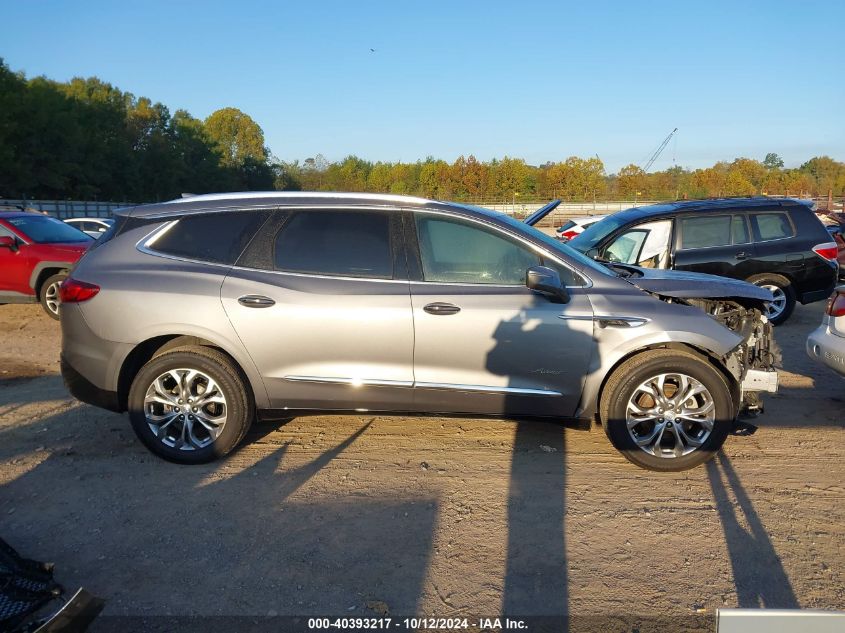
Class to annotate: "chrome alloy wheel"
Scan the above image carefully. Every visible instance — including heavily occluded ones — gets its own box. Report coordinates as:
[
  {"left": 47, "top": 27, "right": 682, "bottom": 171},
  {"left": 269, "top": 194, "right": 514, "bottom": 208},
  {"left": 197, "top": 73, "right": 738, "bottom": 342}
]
[
  {"left": 625, "top": 373, "right": 715, "bottom": 458},
  {"left": 44, "top": 281, "right": 61, "bottom": 316},
  {"left": 143, "top": 368, "right": 228, "bottom": 450},
  {"left": 760, "top": 284, "right": 787, "bottom": 320}
]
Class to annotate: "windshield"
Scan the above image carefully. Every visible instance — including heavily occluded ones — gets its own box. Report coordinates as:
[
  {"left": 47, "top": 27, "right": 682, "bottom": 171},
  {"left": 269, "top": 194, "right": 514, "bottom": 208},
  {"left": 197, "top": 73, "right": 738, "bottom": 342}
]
[
  {"left": 7, "top": 215, "right": 93, "bottom": 244},
  {"left": 568, "top": 214, "right": 629, "bottom": 254},
  {"left": 495, "top": 213, "right": 614, "bottom": 277}
]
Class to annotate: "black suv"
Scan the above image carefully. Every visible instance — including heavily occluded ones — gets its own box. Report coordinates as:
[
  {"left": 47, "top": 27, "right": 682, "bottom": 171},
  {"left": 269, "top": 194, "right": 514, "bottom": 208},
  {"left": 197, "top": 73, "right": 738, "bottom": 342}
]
[{"left": 568, "top": 198, "right": 839, "bottom": 324}]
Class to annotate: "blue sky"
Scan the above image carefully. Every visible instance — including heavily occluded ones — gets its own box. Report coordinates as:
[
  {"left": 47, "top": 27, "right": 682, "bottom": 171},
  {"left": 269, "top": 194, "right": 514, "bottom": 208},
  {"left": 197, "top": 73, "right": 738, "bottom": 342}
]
[{"left": 2, "top": 0, "right": 843, "bottom": 172}]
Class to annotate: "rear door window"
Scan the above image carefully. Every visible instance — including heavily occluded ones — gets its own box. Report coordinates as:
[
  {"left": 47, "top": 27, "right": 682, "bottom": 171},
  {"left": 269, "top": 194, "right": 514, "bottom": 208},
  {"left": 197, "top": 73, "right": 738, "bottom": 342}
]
[
  {"left": 273, "top": 210, "right": 393, "bottom": 279},
  {"left": 752, "top": 213, "right": 795, "bottom": 242},
  {"left": 679, "top": 214, "right": 749, "bottom": 248},
  {"left": 148, "top": 211, "right": 270, "bottom": 265}
]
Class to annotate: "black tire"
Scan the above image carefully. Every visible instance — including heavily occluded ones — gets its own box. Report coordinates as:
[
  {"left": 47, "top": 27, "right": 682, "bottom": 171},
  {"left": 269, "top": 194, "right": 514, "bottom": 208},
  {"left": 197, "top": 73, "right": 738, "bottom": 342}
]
[
  {"left": 127, "top": 346, "right": 254, "bottom": 464},
  {"left": 600, "top": 349, "right": 735, "bottom": 472},
  {"left": 39, "top": 272, "right": 67, "bottom": 320},
  {"left": 747, "top": 273, "right": 795, "bottom": 325}
]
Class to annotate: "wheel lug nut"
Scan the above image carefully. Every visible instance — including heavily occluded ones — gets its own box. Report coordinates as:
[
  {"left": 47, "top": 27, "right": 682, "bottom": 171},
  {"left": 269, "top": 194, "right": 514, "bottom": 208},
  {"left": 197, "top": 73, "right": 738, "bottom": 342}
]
[
  {"left": 188, "top": 399, "right": 193, "bottom": 403},
  {"left": 178, "top": 399, "right": 183, "bottom": 404},
  {"left": 192, "top": 407, "right": 197, "bottom": 412}
]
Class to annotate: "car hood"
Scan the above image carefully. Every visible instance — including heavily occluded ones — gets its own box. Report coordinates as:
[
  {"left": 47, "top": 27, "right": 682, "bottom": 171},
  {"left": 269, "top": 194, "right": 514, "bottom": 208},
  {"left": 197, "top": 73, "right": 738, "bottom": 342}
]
[
  {"left": 618, "top": 266, "right": 774, "bottom": 302},
  {"left": 37, "top": 242, "right": 91, "bottom": 255}
]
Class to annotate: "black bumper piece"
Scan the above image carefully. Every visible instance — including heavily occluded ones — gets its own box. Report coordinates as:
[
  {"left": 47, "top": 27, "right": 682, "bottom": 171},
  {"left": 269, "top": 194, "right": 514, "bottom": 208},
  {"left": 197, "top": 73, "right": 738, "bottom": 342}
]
[{"left": 60, "top": 355, "right": 121, "bottom": 412}]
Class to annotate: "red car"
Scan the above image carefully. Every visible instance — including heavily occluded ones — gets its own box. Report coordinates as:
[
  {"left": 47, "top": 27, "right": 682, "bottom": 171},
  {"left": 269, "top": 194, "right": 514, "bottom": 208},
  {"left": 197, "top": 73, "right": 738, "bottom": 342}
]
[{"left": 0, "top": 211, "right": 93, "bottom": 319}]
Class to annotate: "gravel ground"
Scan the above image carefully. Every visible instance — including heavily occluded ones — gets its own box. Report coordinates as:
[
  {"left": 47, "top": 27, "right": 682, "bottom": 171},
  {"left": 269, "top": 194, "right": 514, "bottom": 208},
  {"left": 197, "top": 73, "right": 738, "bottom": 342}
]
[{"left": 0, "top": 302, "right": 843, "bottom": 632}]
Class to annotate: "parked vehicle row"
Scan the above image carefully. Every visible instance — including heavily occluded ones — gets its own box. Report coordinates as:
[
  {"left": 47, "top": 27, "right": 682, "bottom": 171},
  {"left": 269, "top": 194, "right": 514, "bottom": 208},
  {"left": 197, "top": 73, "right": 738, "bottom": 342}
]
[
  {"left": 0, "top": 211, "right": 93, "bottom": 318},
  {"left": 566, "top": 197, "right": 839, "bottom": 325},
  {"left": 60, "top": 192, "right": 780, "bottom": 471},
  {"left": 555, "top": 214, "right": 607, "bottom": 241},
  {"left": 807, "top": 286, "right": 845, "bottom": 378}
]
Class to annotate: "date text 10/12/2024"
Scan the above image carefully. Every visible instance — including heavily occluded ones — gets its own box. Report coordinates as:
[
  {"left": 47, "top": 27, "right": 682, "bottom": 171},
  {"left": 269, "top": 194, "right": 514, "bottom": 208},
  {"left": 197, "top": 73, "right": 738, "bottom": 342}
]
[{"left": 307, "top": 617, "right": 528, "bottom": 630}]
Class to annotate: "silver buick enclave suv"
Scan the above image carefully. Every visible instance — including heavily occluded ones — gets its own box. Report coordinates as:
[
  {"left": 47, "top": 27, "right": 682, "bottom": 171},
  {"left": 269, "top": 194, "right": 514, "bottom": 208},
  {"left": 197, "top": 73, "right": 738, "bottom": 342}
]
[{"left": 60, "top": 193, "right": 779, "bottom": 470}]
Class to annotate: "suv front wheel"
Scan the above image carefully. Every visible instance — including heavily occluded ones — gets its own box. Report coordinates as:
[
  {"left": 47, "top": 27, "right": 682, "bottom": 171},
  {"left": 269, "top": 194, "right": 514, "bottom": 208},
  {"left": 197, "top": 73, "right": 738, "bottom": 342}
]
[
  {"left": 600, "top": 349, "right": 734, "bottom": 472},
  {"left": 128, "top": 346, "right": 253, "bottom": 464}
]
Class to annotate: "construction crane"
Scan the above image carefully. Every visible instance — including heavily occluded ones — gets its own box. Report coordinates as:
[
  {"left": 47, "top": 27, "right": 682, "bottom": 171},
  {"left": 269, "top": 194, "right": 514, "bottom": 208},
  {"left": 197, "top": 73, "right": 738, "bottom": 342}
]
[{"left": 641, "top": 127, "right": 678, "bottom": 172}]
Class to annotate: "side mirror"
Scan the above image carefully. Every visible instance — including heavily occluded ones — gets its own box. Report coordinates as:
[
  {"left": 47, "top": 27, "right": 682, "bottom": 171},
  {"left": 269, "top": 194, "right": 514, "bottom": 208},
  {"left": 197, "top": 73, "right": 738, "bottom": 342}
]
[
  {"left": 0, "top": 236, "right": 18, "bottom": 252},
  {"left": 526, "top": 265, "right": 570, "bottom": 304}
]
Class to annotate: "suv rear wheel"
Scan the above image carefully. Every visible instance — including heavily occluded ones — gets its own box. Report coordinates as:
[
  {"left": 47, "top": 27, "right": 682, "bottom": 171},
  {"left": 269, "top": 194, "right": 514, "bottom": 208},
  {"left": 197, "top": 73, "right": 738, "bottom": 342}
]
[
  {"left": 128, "top": 346, "right": 253, "bottom": 464},
  {"left": 600, "top": 349, "right": 734, "bottom": 472},
  {"left": 39, "top": 272, "right": 67, "bottom": 320},
  {"left": 747, "top": 273, "right": 795, "bottom": 325}
]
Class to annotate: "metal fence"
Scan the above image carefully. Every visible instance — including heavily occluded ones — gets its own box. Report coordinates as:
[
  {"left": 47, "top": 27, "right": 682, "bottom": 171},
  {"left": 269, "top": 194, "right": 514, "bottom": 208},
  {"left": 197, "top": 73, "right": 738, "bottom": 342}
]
[
  {"left": 0, "top": 199, "right": 134, "bottom": 219},
  {"left": 3, "top": 194, "right": 840, "bottom": 226}
]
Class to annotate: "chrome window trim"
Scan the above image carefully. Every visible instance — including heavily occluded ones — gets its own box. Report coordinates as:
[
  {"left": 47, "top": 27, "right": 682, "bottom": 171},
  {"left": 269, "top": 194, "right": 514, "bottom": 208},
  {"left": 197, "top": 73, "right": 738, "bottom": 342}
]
[
  {"left": 134, "top": 205, "right": 593, "bottom": 289},
  {"left": 231, "top": 265, "right": 408, "bottom": 284},
  {"left": 163, "top": 191, "right": 433, "bottom": 206}
]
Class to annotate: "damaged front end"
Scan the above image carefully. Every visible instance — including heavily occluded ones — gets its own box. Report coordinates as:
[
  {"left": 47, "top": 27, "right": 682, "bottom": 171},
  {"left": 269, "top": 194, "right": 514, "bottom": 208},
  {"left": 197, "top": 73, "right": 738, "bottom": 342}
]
[
  {"left": 681, "top": 298, "right": 779, "bottom": 414},
  {"left": 624, "top": 267, "right": 780, "bottom": 415}
]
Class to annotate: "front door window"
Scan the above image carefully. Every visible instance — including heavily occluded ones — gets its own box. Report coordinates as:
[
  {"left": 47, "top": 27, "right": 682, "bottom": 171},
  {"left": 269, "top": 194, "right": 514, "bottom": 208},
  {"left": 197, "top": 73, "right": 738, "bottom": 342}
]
[{"left": 603, "top": 220, "right": 672, "bottom": 268}]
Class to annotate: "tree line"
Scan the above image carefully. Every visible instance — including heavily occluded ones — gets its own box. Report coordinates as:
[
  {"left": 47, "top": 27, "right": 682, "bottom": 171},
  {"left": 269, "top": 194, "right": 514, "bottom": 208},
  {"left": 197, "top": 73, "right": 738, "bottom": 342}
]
[{"left": 2, "top": 59, "right": 844, "bottom": 204}]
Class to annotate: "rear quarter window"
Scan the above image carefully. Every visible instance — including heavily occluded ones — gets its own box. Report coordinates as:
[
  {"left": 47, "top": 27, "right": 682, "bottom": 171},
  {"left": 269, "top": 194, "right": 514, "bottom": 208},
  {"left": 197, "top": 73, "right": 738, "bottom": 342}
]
[
  {"left": 147, "top": 211, "right": 270, "bottom": 265},
  {"left": 752, "top": 212, "right": 795, "bottom": 242}
]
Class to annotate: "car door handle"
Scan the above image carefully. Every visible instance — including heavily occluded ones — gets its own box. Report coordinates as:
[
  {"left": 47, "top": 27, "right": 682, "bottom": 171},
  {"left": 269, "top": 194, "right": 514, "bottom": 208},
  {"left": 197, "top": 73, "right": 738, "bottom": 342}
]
[
  {"left": 238, "top": 295, "right": 275, "bottom": 308},
  {"left": 423, "top": 302, "right": 461, "bottom": 315},
  {"left": 735, "top": 252, "right": 749, "bottom": 260}
]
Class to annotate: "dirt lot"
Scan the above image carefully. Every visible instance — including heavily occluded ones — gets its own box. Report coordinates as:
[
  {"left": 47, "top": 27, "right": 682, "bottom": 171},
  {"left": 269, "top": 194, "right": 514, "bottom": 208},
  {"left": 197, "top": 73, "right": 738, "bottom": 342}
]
[{"left": 1, "top": 302, "right": 843, "bottom": 631}]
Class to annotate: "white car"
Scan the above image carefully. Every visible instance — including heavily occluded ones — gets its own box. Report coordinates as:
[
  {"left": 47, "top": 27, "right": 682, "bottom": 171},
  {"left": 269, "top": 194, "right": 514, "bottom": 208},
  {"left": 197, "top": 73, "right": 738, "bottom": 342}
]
[
  {"left": 555, "top": 215, "right": 607, "bottom": 241},
  {"left": 807, "top": 286, "right": 845, "bottom": 377},
  {"left": 64, "top": 217, "right": 114, "bottom": 238}
]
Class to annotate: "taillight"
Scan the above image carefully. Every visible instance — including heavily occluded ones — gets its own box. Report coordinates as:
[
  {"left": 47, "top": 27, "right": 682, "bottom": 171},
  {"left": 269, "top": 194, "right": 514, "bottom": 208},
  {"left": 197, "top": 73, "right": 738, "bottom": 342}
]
[
  {"left": 812, "top": 242, "right": 839, "bottom": 261},
  {"left": 59, "top": 278, "right": 100, "bottom": 303},
  {"left": 559, "top": 230, "right": 579, "bottom": 241},
  {"left": 828, "top": 291, "right": 845, "bottom": 317}
]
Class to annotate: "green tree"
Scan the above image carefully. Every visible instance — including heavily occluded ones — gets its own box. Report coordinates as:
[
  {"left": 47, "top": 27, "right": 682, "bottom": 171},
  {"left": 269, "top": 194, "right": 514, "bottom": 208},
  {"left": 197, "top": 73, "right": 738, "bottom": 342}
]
[
  {"left": 763, "top": 152, "right": 784, "bottom": 169},
  {"left": 203, "top": 107, "right": 268, "bottom": 167}
]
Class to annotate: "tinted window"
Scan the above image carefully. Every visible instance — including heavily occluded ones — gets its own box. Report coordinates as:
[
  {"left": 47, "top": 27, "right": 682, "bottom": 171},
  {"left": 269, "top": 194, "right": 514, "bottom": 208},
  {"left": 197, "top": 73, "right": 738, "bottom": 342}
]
[
  {"left": 753, "top": 213, "right": 794, "bottom": 241},
  {"left": 416, "top": 215, "right": 541, "bottom": 285},
  {"left": 6, "top": 215, "right": 92, "bottom": 244},
  {"left": 150, "top": 211, "right": 269, "bottom": 264},
  {"left": 273, "top": 211, "right": 393, "bottom": 278},
  {"left": 731, "top": 215, "right": 749, "bottom": 243},
  {"left": 680, "top": 215, "right": 750, "bottom": 249},
  {"left": 680, "top": 215, "right": 732, "bottom": 249}
]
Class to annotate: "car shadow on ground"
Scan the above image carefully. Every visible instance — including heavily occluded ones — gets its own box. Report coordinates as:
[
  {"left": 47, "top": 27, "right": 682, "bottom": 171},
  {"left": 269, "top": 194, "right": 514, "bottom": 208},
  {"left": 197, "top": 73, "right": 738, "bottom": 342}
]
[
  {"left": 1, "top": 408, "right": 439, "bottom": 628},
  {"left": 705, "top": 453, "right": 799, "bottom": 608}
]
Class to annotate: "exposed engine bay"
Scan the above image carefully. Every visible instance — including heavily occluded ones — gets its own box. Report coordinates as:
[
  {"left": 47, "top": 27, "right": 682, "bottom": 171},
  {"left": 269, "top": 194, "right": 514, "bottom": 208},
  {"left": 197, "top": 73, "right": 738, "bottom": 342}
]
[{"left": 668, "top": 297, "right": 779, "bottom": 414}]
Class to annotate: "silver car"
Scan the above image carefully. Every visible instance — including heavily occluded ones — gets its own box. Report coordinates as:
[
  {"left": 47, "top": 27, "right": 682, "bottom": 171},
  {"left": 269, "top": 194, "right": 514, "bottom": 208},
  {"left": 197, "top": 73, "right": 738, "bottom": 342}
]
[
  {"left": 63, "top": 217, "right": 115, "bottom": 239},
  {"left": 60, "top": 193, "right": 779, "bottom": 471},
  {"left": 807, "top": 286, "right": 845, "bottom": 376}
]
